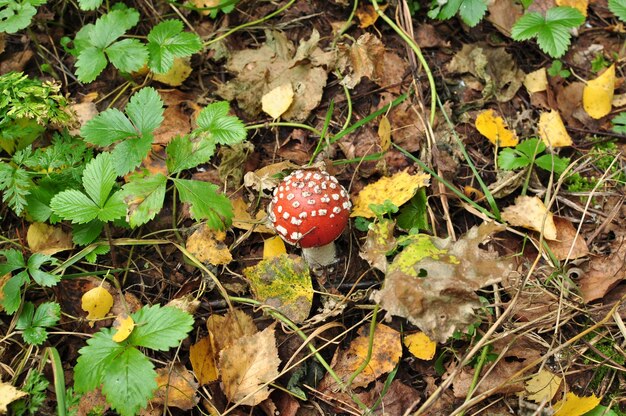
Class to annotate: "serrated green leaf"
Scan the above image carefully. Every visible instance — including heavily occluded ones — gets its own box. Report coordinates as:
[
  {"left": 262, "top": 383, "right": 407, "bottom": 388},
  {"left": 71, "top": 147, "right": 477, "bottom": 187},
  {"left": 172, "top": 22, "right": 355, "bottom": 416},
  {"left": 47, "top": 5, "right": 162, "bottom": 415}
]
[
  {"left": 106, "top": 38, "right": 148, "bottom": 74},
  {"left": 110, "top": 136, "right": 153, "bottom": 176},
  {"left": 90, "top": 9, "right": 139, "bottom": 48},
  {"left": 0, "top": 163, "right": 33, "bottom": 215},
  {"left": 172, "top": 178, "right": 233, "bottom": 229},
  {"left": 511, "top": 13, "right": 548, "bottom": 40},
  {"left": 129, "top": 304, "right": 194, "bottom": 351},
  {"left": 535, "top": 25, "right": 571, "bottom": 58},
  {"left": 50, "top": 189, "right": 100, "bottom": 224},
  {"left": 27, "top": 253, "right": 59, "bottom": 287},
  {"left": 125, "top": 87, "right": 164, "bottom": 137},
  {"left": 121, "top": 173, "right": 167, "bottom": 227},
  {"left": 435, "top": 0, "right": 462, "bottom": 20},
  {"left": 610, "top": 0, "right": 626, "bottom": 22},
  {"left": 30, "top": 268, "right": 59, "bottom": 287},
  {"left": 498, "top": 148, "right": 530, "bottom": 170},
  {"left": 31, "top": 301, "right": 61, "bottom": 328},
  {"left": 611, "top": 112, "right": 626, "bottom": 134},
  {"left": 17, "top": 301, "right": 60, "bottom": 345},
  {"left": 98, "top": 190, "right": 127, "bottom": 222},
  {"left": 166, "top": 134, "right": 216, "bottom": 174},
  {"left": 78, "top": 0, "right": 103, "bottom": 11},
  {"left": 0, "top": 248, "right": 26, "bottom": 275},
  {"left": 72, "top": 221, "right": 104, "bottom": 245},
  {"left": 459, "top": 0, "right": 488, "bottom": 26},
  {"left": 75, "top": 328, "right": 125, "bottom": 392},
  {"left": 1, "top": 272, "right": 28, "bottom": 314},
  {"left": 516, "top": 138, "right": 546, "bottom": 159},
  {"left": 147, "top": 19, "right": 202, "bottom": 74},
  {"left": 535, "top": 154, "right": 570, "bottom": 175},
  {"left": 83, "top": 153, "right": 118, "bottom": 207},
  {"left": 196, "top": 101, "right": 247, "bottom": 145},
  {"left": 0, "top": 1, "right": 37, "bottom": 34},
  {"left": 101, "top": 347, "right": 156, "bottom": 416},
  {"left": 22, "top": 327, "right": 47, "bottom": 345},
  {"left": 15, "top": 301, "right": 34, "bottom": 330},
  {"left": 75, "top": 46, "right": 108, "bottom": 83},
  {"left": 81, "top": 108, "right": 136, "bottom": 146}
]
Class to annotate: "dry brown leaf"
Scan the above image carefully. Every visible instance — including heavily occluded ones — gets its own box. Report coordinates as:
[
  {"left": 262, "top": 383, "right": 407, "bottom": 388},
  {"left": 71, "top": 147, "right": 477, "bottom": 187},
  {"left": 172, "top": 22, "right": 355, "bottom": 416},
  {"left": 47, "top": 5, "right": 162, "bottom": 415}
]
[
  {"left": 190, "top": 335, "right": 219, "bottom": 385},
  {"left": 207, "top": 309, "right": 257, "bottom": 353},
  {"left": 579, "top": 232, "right": 626, "bottom": 302},
  {"left": 153, "top": 364, "right": 199, "bottom": 410},
  {"left": 337, "top": 33, "right": 385, "bottom": 88},
  {"left": 153, "top": 103, "right": 192, "bottom": 146},
  {"left": 186, "top": 225, "right": 232, "bottom": 265},
  {"left": 27, "top": 222, "right": 73, "bottom": 255},
  {"left": 415, "top": 24, "right": 450, "bottom": 48},
  {"left": 502, "top": 196, "right": 558, "bottom": 240},
  {"left": 165, "top": 294, "right": 200, "bottom": 315},
  {"left": 359, "top": 218, "right": 396, "bottom": 272},
  {"left": 546, "top": 216, "right": 589, "bottom": 260},
  {"left": 0, "top": 378, "right": 27, "bottom": 413},
  {"left": 219, "top": 324, "right": 281, "bottom": 406},
  {"left": 319, "top": 323, "right": 402, "bottom": 391},
  {"left": 355, "top": 4, "right": 387, "bottom": 28},
  {"left": 231, "top": 197, "right": 273, "bottom": 233},
  {"left": 372, "top": 222, "right": 513, "bottom": 342},
  {"left": 486, "top": 0, "right": 524, "bottom": 36}
]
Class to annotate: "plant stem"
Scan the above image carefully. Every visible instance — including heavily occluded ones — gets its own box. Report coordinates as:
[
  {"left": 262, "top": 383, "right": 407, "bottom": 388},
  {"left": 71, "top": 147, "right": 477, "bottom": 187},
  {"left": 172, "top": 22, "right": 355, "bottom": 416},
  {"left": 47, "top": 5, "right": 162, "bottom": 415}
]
[{"left": 246, "top": 121, "right": 322, "bottom": 137}]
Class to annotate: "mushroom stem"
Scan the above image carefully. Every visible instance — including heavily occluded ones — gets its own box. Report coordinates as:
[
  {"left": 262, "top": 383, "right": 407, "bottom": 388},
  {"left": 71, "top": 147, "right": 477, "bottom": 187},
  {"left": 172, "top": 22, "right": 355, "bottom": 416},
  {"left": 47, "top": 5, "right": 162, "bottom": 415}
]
[{"left": 302, "top": 242, "right": 337, "bottom": 268}]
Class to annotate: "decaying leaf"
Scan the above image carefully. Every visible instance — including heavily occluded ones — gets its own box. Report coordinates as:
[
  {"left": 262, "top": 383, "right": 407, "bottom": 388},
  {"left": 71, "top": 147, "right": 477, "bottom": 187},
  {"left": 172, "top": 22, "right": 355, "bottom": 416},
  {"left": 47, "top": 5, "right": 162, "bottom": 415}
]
[
  {"left": 351, "top": 170, "right": 430, "bottom": 218},
  {"left": 231, "top": 197, "right": 273, "bottom": 233},
  {"left": 355, "top": 4, "right": 387, "bottom": 28},
  {"left": 371, "top": 222, "right": 513, "bottom": 343},
  {"left": 219, "top": 324, "right": 281, "bottom": 406},
  {"left": 111, "top": 313, "right": 134, "bottom": 342},
  {"left": 578, "top": 231, "right": 626, "bottom": 303},
  {"left": 153, "top": 57, "right": 193, "bottom": 86},
  {"left": 243, "top": 161, "right": 300, "bottom": 194},
  {"left": 524, "top": 369, "right": 562, "bottom": 403},
  {"left": 153, "top": 364, "right": 199, "bottom": 410},
  {"left": 217, "top": 29, "right": 332, "bottom": 121},
  {"left": 336, "top": 33, "right": 385, "bottom": 88},
  {"left": 546, "top": 216, "right": 589, "bottom": 260},
  {"left": 502, "top": 196, "right": 558, "bottom": 240},
  {"left": 207, "top": 309, "right": 257, "bottom": 353},
  {"left": 486, "top": 0, "right": 523, "bottom": 37},
  {"left": 190, "top": 335, "right": 219, "bottom": 385},
  {"left": 319, "top": 323, "right": 402, "bottom": 390},
  {"left": 166, "top": 294, "right": 201, "bottom": 315},
  {"left": 553, "top": 392, "right": 600, "bottom": 416},
  {"left": 27, "top": 222, "right": 73, "bottom": 255},
  {"left": 475, "top": 109, "right": 519, "bottom": 147},
  {"left": 524, "top": 68, "right": 548, "bottom": 93},
  {"left": 556, "top": 0, "right": 588, "bottom": 16},
  {"left": 583, "top": 64, "right": 615, "bottom": 119},
  {"left": 359, "top": 218, "right": 396, "bottom": 272},
  {"left": 378, "top": 115, "right": 391, "bottom": 151},
  {"left": 404, "top": 332, "right": 437, "bottom": 360},
  {"left": 186, "top": 225, "right": 232, "bottom": 265},
  {"left": 243, "top": 254, "right": 313, "bottom": 323},
  {"left": 447, "top": 44, "right": 525, "bottom": 102},
  {"left": 0, "top": 378, "right": 27, "bottom": 413},
  {"left": 538, "top": 110, "right": 573, "bottom": 147},
  {"left": 262, "top": 83, "right": 294, "bottom": 119},
  {"left": 263, "top": 236, "right": 286, "bottom": 259},
  {"left": 81, "top": 286, "right": 114, "bottom": 326}
]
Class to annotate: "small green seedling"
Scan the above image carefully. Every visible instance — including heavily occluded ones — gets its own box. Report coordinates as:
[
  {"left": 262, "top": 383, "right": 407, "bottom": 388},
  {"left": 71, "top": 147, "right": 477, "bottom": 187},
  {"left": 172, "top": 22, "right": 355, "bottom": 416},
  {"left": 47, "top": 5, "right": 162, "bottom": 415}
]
[
  {"left": 428, "top": 0, "right": 488, "bottom": 27},
  {"left": 547, "top": 60, "right": 571, "bottom": 78},
  {"left": 498, "top": 138, "right": 570, "bottom": 175},
  {"left": 10, "top": 370, "right": 49, "bottom": 416},
  {"left": 0, "top": 0, "right": 46, "bottom": 33},
  {"left": 16, "top": 301, "right": 61, "bottom": 345}
]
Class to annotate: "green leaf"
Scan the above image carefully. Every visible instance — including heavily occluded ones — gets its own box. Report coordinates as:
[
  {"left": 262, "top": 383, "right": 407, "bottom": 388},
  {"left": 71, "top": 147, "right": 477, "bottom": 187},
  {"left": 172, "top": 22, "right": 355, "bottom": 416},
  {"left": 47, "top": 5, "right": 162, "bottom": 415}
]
[
  {"left": 110, "top": 136, "right": 153, "bottom": 176},
  {"left": 498, "top": 148, "right": 530, "bottom": 170},
  {"left": 129, "top": 305, "right": 194, "bottom": 350},
  {"left": 125, "top": 87, "right": 164, "bottom": 137},
  {"left": 81, "top": 108, "right": 136, "bottom": 146},
  {"left": 511, "top": 7, "right": 585, "bottom": 58},
  {"left": 0, "top": 248, "right": 26, "bottom": 275},
  {"left": 31, "top": 301, "right": 61, "bottom": 328},
  {"left": 121, "top": 173, "right": 167, "bottom": 227},
  {"left": 516, "top": 138, "right": 546, "bottom": 159},
  {"left": 74, "top": 328, "right": 125, "bottom": 392},
  {"left": 0, "top": 1, "right": 37, "bottom": 33},
  {"left": 90, "top": 9, "right": 139, "bottom": 48},
  {"left": 72, "top": 221, "right": 104, "bottom": 245},
  {"left": 610, "top": 0, "right": 626, "bottom": 22},
  {"left": 1, "top": 272, "right": 28, "bottom": 314},
  {"left": 78, "top": 0, "right": 103, "bottom": 11},
  {"left": 101, "top": 347, "right": 156, "bottom": 416},
  {"left": 106, "top": 38, "right": 148, "bottom": 74},
  {"left": 165, "top": 134, "right": 216, "bottom": 174},
  {"left": 172, "top": 178, "right": 233, "bottom": 229},
  {"left": 147, "top": 19, "right": 202, "bottom": 74},
  {"left": 434, "top": 0, "right": 461, "bottom": 20},
  {"left": 195, "top": 101, "right": 247, "bottom": 145},
  {"left": 15, "top": 301, "right": 34, "bottom": 330},
  {"left": 27, "top": 253, "right": 59, "bottom": 287},
  {"left": 535, "top": 153, "right": 570, "bottom": 175},
  {"left": 75, "top": 46, "right": 108, "bottom": 83},
  {"left": 611, "top": 112, "right": 626, "bottom": 134},
  {"left": 397, "top": 188, "right": 429, "bottom": 231},
  {"left": 17, "top": 301, "right": 60, "bottom": 345},
  {"left": 50, "top": 189, "right": 100, "bottom": 224},
  {"left": 459, "top": 0, "right": 488, "bottom": 27},
  {"left": 0, "top": 163, "right": 33, "bottom": 215},
  {"left": 83, "top": 153, "right": 118, "bottom": 207},
  {"left": 97, "top": 190, "right": 127, "bottom": 222}
]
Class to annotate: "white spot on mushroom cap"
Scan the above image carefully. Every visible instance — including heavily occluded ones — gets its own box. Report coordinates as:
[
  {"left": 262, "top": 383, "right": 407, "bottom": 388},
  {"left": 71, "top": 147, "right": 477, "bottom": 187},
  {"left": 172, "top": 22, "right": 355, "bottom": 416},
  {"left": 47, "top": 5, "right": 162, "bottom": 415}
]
[
  {"left": 283, "top": 212, "right": 290, "bottom": 220},
  {"left": 277, "top": 205, "right": 283, "bottom": 213},
  {"left": 292, "top": 201, "right": 300, "bottom": 208},
  {"left": 318, "top": 209, "right": 327, "bottom": 216},
  {"left": 276, "top": 225, "right": 288, "bottom": 236},
  {"left": 287, "top": 194, "right": 295, "bottom": 201},
  {"left": 332, "top": 206, "right": 342, "bottom": 214},
  {"left": 290, "top": 217, "right": 302, "bottom": 225},
  {"left": 290, "top": 231, "right": 302, "bottom": 241}
]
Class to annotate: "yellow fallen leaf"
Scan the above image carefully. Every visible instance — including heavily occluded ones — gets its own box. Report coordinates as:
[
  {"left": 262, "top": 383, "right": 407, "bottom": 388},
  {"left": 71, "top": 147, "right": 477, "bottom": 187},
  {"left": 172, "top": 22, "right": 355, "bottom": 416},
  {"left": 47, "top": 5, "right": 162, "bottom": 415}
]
[
  {"left": 190, "top": 335, "right": 219, "bottom": 384},
  {"left": 153, "top": 57, "right": 193, "bottom": 87},
  {"left": 524, "top": 68, "right": 548, "bottom": 93},
  {"left": 262, "top": 83, "right": 294, "bottom": 119},
  {"left": 27, "top": 222, "right": 73, "bottom": 255},
  {"left": 0, "top": 379, "right": 27, "bottom": 413},
  {"left": 207, "top": 309, "right": 257, "bottom": 353},
  {"left": 378, "top": 115, "right": 391, "bottom": 151},
  {"left": 351, "top": 169, "right": 430, "bottom": 218},
  {"left": 556, "top": 0, "right": 588, "bottom": 16},
  {"left": 153, "top": 364, "right": 199, "bottom": 410},
  {"left": 263, "top": 236, "right": 286, "bottom": 259},
  {"left": 186, "top": 225, "right": 232, "bottom": 265},
  {"left": 538, "top": 110, "right": 573, "bottom": 147},
  {"left": 583, "top": 64, "right": 615, "bottom": 119},
  {"left": 231, "top": 197, "right": 273, "bottom": 233},
  {"left": 112, "top": 313, "right": 135, "bottom": 342},
  {"left": 524, "top": 369, "right": 562, "bottom": 403},
  {"left": 502, "top": 196, "right": 558, "bottom": 240},
  {"left": 475, "top": 109, "right": 519, "bottom": 147},
  {"left": 553, "top": 392, "right": 600, "bottom": 416},
  {"left": 81, "top": 286, "right": 114, "bottom": 326},
  {"left": 404, "top": 332, "right": 437, "bottom": 360},
  {"left": 355, "top": 4, "right": 387, "bottom": 28}
]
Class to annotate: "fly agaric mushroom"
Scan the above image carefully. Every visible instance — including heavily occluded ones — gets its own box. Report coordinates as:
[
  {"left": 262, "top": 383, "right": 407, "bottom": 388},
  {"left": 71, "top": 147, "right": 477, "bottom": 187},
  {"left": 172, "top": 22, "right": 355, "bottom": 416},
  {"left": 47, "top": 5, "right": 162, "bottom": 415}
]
[{"left": 268, "top": 169, "right": 351, "bottom": 267}]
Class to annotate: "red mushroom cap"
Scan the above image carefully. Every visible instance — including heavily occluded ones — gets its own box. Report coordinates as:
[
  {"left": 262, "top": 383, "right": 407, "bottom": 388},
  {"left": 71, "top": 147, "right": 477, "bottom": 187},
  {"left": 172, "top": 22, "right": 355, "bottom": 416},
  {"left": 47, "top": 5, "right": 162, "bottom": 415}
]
[{"left": 268, "top": 169, "right": 351, "bottom": 248}]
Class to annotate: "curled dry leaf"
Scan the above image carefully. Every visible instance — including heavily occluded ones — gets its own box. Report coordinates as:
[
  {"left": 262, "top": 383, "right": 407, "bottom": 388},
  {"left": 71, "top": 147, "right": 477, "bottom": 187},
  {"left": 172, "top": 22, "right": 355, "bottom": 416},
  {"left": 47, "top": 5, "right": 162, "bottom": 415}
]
[
  {"left": 219, "top": 324, "right": 281, "bottom": 406},
  {"left": 243, "top": 161, "right": 300, "bottom": 194},
  {"left": 502, "top": 196, "right": 558, "bottom": 240},
  {"left": 186, "top": 225, "right": 232, "bottom": 266},
  {"left": 319, "top": 323, "right": 402, "bottom": 391},
  {"left": 207, "top": 309, "right": 257, "bottom": 353},
  {"left": 359, "top": 218, "right": 396, "bottom": 273},
  {"left": 243, "top": 254, "right": 313, "bottom": 323},
  {"left": 336, "top": 33, "right": 385, "bottom": 89},
  {"left": 0, "top": 379, "right": 27, "bottom": 413},
  {"left": 372, "top": 222, "right": 513, "bottom": 343},
  {"left": 546, "top": 216, "right": 589, "bottom": 260},
  {"left": 27, "top": 222, "right": 73, "bottom": 255},
  {"left": 231, "top": 197, "right": 273, "bottom": 233},
  {"left": 578, "top": 232, "right": 626, "bottom": 303}
]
